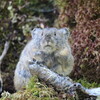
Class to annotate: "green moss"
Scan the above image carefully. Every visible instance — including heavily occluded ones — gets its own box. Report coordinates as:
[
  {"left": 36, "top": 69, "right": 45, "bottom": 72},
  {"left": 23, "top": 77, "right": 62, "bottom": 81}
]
[
  {"left": 76, "top": 78, "right": 100, "bottom": 88},
  {"left": 0, "top": 76, "right": 59, "bottom": 100}
]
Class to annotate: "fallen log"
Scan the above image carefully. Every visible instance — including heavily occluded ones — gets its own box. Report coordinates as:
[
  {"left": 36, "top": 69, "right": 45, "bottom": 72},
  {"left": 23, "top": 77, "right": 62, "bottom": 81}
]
[{"left": 29, "top": 59, "right": 100, "bottom": 99}]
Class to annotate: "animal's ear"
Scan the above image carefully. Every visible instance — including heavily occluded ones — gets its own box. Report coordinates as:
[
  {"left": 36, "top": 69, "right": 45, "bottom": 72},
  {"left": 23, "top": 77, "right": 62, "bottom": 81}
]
[
  {"left": 59, "top": 27, "right": 70, "bottom": 37},
  {"left": 31, "top": 28, "right": 42, "bottom": 38}
]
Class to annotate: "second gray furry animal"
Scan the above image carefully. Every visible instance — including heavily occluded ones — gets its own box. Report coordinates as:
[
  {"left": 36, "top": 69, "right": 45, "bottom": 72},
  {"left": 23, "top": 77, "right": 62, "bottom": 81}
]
[{"left": 14, "top": 28, "right": 74, "bottom": 91}]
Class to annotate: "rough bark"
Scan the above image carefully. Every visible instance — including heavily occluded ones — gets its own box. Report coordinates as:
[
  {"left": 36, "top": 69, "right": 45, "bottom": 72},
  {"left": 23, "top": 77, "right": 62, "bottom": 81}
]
[{"left": 29, "top": 59, "right": 100, "bottom": 99}]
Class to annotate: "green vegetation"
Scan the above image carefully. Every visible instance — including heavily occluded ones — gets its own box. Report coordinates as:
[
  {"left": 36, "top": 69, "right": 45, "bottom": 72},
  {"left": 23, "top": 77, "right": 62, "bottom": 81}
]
[
  {"left": 76, "top": 78, "right": 100, "bottom": 88},
  {"left": 1, "top": 76, "right": 59, "bottom": 100}
]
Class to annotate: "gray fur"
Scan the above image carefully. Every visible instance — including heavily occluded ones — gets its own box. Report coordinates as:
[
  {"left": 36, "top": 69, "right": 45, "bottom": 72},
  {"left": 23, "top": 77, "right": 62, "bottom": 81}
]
[{"left": 14, "top": 28, "right": 74, "bottom": 91}]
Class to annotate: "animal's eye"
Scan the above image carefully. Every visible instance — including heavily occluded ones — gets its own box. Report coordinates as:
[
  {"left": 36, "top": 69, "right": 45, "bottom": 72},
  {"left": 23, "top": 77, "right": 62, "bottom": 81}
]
[{"left": 54, "top": 33, "right": 56, "bottom": 36}]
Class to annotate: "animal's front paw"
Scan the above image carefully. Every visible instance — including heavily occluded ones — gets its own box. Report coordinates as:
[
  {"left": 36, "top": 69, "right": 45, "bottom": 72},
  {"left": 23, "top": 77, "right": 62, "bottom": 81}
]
[
  {"left": 29, "top": 58, "right": 44, "bottom": 65},
  {"left": 29, "top": 58, "right": 45, "bottom": 70},
  {"left": 29, "top": 58, "right": 38, "bottom": 70},
  {"left": 29, "top": 58, "right": 37, "bottom": 65}
]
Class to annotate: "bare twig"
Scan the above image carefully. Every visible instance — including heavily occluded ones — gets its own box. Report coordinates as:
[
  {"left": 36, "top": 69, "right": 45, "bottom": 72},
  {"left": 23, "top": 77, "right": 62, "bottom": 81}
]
[
  {"left": 0, "top": 41, "right": 10, "bottom": 65},
  {"left": 0, "top": 41, "right": 10, "bottom": 93},
  {"left": 31, "top": 8, "right": 56, "bottom": 13},
  {"left": 26, "top": 17, "right": 48, "bottom": 22},
  {"left": 0, "top": 72, "right": 3, "bottom": 93},
  {"left": 18, "top": 2, "right": 30, "bottom": 10}
]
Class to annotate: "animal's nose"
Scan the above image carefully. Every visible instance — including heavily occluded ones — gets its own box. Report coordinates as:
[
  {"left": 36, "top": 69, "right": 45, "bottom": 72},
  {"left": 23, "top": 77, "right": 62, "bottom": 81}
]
[
  {"left": 46, "top": 34, "right": 51, "bottom": 38},
  {"left": 45, "top": 34, "right": 51, "bottom": 42}
]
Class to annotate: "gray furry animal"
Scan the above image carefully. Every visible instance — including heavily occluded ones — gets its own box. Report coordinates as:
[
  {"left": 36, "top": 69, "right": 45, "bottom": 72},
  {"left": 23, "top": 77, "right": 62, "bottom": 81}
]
[{"left": 14, "top": 28, "right": 74, "bottom": 91}]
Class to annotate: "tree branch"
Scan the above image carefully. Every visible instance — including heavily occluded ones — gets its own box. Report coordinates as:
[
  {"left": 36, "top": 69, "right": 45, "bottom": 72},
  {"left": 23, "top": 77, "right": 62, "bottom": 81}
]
[
  {"left": 0, "top": 41, "right": 10, "bottom": 93},
  {"left": 0, "top": 41, "right": 10, "bottom": 65},
  {"left": 29, "top": 60, "right": 100, "bottom": 99}
]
